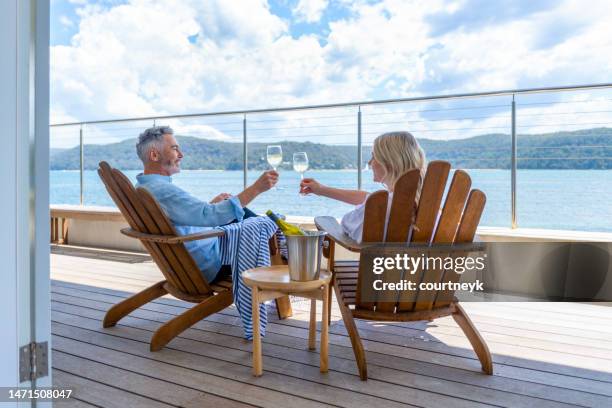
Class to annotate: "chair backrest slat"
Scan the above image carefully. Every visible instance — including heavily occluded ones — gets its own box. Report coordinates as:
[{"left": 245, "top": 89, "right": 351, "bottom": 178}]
[
  {"left": 433, "top": 189, "right": 486, "bottom": 308},
  {"left": 411, "top": 161, "right": 451, "bottom": 244},
  {"left": 455, "top": 190, "right": 486, "bottom": 243},
  {"left": 432, "top": 170, "right": 472, "bottom": 244},
  {"left": 395, "top": 161, "right": 450, "bottom": 312},
  {"left": 374, "top": 170, "right": 420, "bottom": 313},
  {"left": 356, "top": 190, "right": 388, "bottom": 310},
  {"left": 385, "top": 169, "right": 420, "bottom": 243},
  {"left": 413, "top": 170, "right": 471, "bottom": 311},
  {"left": 98, "top": 163, "right": 143, "bottom": 230}
]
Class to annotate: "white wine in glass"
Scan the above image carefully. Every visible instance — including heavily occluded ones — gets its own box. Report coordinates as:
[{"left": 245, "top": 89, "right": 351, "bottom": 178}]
[
  {"left": 293, "top": 152, "right": 309, "bottom": 196},
  {"left": 266, "top": 145, "right": 282, "bottom": 170},
  {"left": 293, "top": 152, "right": 309, "bottom": 179}
]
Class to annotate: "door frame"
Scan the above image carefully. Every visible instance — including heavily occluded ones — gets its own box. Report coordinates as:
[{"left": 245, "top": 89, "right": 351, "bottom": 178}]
[{"left": 0, "top": 0, "right": 51, "bottom": 399}]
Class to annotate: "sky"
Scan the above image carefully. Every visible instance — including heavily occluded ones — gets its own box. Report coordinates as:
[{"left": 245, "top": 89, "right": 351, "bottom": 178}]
[{"left": 49, "top": 0, "right": 612, "bottom": 147}]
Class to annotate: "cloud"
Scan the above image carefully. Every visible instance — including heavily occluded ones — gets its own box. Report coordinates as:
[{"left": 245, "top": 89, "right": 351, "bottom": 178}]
[
  {"left": 293, "top": 0, "right": 329, "bottom": 23},
  {"left": 59, "top": 15, "right": 74, "bottom": 27},
  {"left": 50, "top": 0, "right": 612, "bottom": 146},
  {"left": 51, "top": 0, "right": 369, "bottom": 125},
  {"left": 425, "top": 0, "right": 558, "bottom": 36}
]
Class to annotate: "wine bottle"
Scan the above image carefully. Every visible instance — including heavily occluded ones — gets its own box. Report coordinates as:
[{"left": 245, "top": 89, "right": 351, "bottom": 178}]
[{"left": 266, "top": 210, "right": 305, "bottom": 235}]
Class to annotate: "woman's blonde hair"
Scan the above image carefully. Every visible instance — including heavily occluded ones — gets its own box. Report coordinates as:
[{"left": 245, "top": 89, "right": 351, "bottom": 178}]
[{"left": 372, "top": 131, "right": 427, "bottom": 191}]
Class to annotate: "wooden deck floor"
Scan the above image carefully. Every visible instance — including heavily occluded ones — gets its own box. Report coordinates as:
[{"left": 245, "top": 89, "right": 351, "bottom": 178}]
[{"left": 50, "top": 247, "right": 612, "bottom": 407}]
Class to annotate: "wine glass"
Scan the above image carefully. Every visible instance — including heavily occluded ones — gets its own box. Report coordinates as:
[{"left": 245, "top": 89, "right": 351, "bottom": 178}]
[
  {"left": 267, "top": 145, "right": 282, "bottom": 190},
  {"left": 293, "top": 152, "right": 308, "bottom": 195},
  {"left": 266, "top": 145, "right": 282, "bottom": 171},
  {"left": 293, "top": 152, "right": 309, "bottom": 180}
]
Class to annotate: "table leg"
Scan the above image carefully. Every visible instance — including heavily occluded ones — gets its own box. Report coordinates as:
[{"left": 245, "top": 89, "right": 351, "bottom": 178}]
[
  {"left": 252, "top": 286, "right": 263, "bottom": 376},
  {"left": 308, "top": 299, "right": 317, "bottom": 350},
  {"left": 320, "top": 284, "right": 329, "bottom": 373}
]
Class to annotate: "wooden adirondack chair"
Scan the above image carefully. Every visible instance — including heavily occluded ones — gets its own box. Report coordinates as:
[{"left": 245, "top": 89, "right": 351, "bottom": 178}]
[
  {"left": 97, "top": 161, "right": 291, "bottom": 351},
  {"left": 315, "top": 160, "right": 492, "bottom": 380}
]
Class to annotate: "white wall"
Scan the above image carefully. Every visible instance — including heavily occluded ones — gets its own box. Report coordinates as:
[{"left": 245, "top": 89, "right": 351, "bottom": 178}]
[{"left": 0, "top": 0, "right": 50, "bottom": 396}]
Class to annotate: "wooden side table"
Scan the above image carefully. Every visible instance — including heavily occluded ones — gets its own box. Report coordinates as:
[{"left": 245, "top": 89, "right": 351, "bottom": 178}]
[{"left": 243, "top": 265, "right": 332, "bottom": 377}]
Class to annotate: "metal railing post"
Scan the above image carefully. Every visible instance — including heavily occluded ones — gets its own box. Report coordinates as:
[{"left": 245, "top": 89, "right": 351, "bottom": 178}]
[
  {"left": 511, "top": 95, "right": 517, "bottom": 229},
  {"left": 79, "top": 124, "right": 84, "bottom": 205},
  {"left": 357, "top": 106, "right": 362, "bottom": 190},
  {"left": 243, "top": 115, "right": 247, "bottom": 189}
]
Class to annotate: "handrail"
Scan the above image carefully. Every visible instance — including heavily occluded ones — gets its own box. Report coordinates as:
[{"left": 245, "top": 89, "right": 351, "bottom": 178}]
[
  {"left": 49, "top": 82, "right": 612, "bottom": 231},
  {"left": 50, "top": 82, "right": 612, "bottom": 127}
]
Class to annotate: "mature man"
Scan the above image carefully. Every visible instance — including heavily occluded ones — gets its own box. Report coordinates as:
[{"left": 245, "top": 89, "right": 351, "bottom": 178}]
[{"left": 135, "top": 125, "right": 278, "bottom": 283}]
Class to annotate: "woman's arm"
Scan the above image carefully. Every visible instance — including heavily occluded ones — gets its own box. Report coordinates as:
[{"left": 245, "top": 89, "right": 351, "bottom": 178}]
[
  {"left": 300, "top": 178, "right": 368, "bottom": 205},
  {"left": 318, "top": 185, "right": 368, "bottom": 205}
]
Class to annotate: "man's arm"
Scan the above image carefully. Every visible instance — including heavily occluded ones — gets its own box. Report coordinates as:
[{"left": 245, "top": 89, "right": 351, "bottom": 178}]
[
  {"left": 151, "top": 183, "right": 245, "bottom": 227},
  {"left": 144, "top": 170, "right": 277, "bottom": 227}
]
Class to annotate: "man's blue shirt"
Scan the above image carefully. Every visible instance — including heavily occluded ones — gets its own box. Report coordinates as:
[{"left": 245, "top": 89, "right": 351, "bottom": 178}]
[{"left": 135, "top": 173, "right": 245, "bottom": 282}]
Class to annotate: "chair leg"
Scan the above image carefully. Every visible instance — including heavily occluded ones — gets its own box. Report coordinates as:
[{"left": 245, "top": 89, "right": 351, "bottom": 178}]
[
  {"left": 325, "top": 242, "right": 335, "bottom": 323},
  {"left": 327, "top": 275, "right": 334, "bottom": 323},
  {"left": 333, "top": 280, "right": 368, "bottom": 380},
  {"left": 275, "top": 296, "right": 293, "bottom": 319},
  {"left": 103, "top": 280, "right": 167, "bottom": 328},
  {"left": 452, "top": 303, "right": 493, "bottom": 375},
  {"left": 150, "top": 290, "right": 233, "bottom": 351}
]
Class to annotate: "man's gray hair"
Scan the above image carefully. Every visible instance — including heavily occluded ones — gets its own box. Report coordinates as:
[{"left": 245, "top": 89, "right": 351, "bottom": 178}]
[{"left": 136, "top": 126, "right": 173, "bottom": 163}]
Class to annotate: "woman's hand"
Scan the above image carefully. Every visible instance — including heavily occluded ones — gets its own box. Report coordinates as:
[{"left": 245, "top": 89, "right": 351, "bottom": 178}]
[
  {"left": 210, "top": 192, "right": 232, "bottom": 204},
  {"left": 300, "top": 178, "right": 324, "bottom": 195}
]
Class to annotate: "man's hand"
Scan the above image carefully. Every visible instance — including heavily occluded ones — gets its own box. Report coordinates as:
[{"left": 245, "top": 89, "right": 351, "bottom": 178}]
[
  {"left": 210, "top": 192, "right": 232, "bottom": 204},
  {"left": 236, "top": 170, "right": 279, "bottom": 207},
  {"left": 253, "top": 170, "right": 279, "bottom": 193}
]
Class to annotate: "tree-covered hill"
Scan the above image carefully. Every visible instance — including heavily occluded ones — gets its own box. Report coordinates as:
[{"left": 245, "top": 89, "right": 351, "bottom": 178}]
[{"left": 50, "top": 127, "right": 612, "bottom": 170}]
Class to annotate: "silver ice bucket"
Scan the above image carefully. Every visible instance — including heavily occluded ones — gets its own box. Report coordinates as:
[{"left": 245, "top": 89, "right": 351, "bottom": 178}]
[{"left": 285, "top": 231, "right": 327, "bottom": 281}]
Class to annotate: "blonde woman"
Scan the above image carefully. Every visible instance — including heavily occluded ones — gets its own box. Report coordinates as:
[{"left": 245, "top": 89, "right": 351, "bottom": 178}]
[{"left": 300, "top": 131, "right": 426, "bottom": 242}]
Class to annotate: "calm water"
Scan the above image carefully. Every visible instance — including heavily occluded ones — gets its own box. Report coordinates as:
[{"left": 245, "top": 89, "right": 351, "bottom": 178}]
[{"left": 50, "top": 169, "right": 612, "bottom": 232}]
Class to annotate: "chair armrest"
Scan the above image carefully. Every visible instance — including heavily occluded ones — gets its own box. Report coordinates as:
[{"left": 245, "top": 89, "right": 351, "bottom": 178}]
[
  {"left": 314, "top": 216, "right": 364, "bottom": 252},
  {"left": 121, "top": 228, "right": 225, "bottom": 244}
]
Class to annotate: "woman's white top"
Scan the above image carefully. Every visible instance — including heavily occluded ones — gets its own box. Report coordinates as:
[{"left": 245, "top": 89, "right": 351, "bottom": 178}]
[{"left": 341, "top": 192, "right": 394, "bottom": 243}]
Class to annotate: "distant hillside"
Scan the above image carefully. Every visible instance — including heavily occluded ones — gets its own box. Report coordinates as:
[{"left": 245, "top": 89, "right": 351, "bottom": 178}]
[
  {"left": 50, "top": 148, "right": 68, "bottom": 157},
  {"left": 50, "top": 138, "right": 361, "bottom": 171},
  {"left": 50, "top": 127, "right": 612, "bottom": 170}
]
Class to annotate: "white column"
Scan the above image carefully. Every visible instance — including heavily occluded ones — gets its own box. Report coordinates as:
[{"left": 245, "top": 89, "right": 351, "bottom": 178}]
[{"left": 0, "top": 0, "right": 51, "bottom": 398}]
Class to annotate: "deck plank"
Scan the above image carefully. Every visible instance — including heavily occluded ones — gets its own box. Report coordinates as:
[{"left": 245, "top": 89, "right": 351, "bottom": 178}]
[
  {"left": 50, "top": 252, "right": 612, "bottom": 408},
  {"left": 53, "top": 335, "right": 324, "bottom": 408},
  {"left": 49, "top": 280, "right": 610, "bottom": 392},
  {"left": 51, "top": 306, "right": 548, "bottom": 408},
  {"left": 50, "top": 286, "right": 612, "bottom": 406},
  {"left": 50, "top": 283, "right": 612, "bottom": 382},
  {"left": 52, "top": 367, "right": 172, "bottom": 408},
  {"left": 54, "top": 351, "right": 250, "bottom": 408},
  {"left": 52, "top": 320, "right": 418, "bottom": 408}
]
